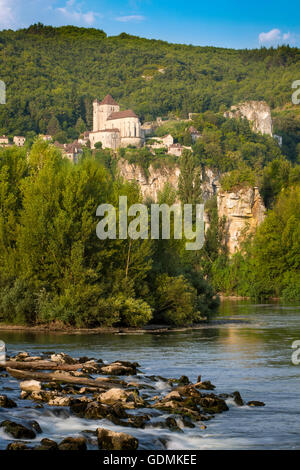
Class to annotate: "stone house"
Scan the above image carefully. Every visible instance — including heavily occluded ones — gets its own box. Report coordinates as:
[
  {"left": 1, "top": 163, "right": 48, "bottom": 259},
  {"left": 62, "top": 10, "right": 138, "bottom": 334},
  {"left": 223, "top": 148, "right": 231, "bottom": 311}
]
[
  {"left": 13, "top": 136, "right": 26, "bottom": 146},
  {"left": 54, "top": 141, "right": 83, "bottom": 163},
  {"left": 0, "top": 135, "right": 9, "bottom": 146}
]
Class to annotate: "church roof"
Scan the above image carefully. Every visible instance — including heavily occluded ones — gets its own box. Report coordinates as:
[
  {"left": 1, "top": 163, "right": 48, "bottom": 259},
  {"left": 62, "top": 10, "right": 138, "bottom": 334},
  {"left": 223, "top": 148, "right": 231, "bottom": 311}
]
[
  {"left": 107, "top": 109, "right": 138, "bottom": 120},
  {"left": 99, "top": 94, "right": 119, "bottom": 106}
]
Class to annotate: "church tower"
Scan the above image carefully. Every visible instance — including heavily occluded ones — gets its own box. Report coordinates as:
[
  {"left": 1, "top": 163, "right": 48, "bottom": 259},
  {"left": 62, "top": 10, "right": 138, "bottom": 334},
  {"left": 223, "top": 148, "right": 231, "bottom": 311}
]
[{"left": 93, "top": 95, "right": 119, "bottom": 132}]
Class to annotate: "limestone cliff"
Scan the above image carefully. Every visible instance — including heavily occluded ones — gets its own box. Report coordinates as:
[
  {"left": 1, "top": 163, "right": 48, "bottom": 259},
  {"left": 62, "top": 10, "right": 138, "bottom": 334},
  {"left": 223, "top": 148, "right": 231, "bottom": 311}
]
[
  {"left": 117, "top": 159, "right": 181, "bottom": 201},
  {"left": 117, "top": 159, "right": 266, "bottom": 253},
  {"left": 217, "top": 186, "right": 266, "bottom": 254},
  {"left": 225, "top": 101, "right": 273, "bottom": 136}
]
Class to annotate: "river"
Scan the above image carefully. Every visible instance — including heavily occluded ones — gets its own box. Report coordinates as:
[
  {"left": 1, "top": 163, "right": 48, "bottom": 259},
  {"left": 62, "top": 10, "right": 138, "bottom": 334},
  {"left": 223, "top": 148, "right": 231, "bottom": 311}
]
[{"left": 0, "top": 301, "right": 299, "bottom": 450}]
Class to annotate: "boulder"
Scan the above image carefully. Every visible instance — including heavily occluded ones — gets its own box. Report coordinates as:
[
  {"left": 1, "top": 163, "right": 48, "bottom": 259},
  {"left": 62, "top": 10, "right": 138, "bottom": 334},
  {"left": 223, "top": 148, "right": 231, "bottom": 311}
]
[
  {"left": 6, "top": 442, "right": 29, "bottom": 450},
  {"left": 48, "top": 396, "right": 71, "bottom": 407},
  {"left": 247, "top": 401, "right": 265, "bottom": 407},
  {"left": 20, "top": 380, "right": 42, "bottom": 393},
  {"left": 58, "top": 437, "right": 87, "bottom": 451},
  {"left": 100, "top": 363, "right": 136, "bottom": 376},
  {"left": 199, "top": 396, "right": 229, "bottom": 414},
  {"left": 0, "top": 420, "right": 36, "bottom": 439},
  {"left": 50, "top": 353, "right": 77, "bottom": 365},
  {"left": 0, "top": 394, "right": 17, "bottom": 408},
  {"left": 97, "top": 428, "right": 138, "bottom": 450},
  {"left": 162, "top": 391, "right": 182, "bottom": 402},
  {"left": 35, "top": 438, "right": 58, "bottom": 451},
  {"left": 28, "top": 420, "right": 42, "bottom": 434},
  {"left": 99, "top": 388, "right": 144, "bottom": 407},
  {"left": 194, "top": 380, "right": 215, "bottom": 390},
  {"left": 178, "top": 375, "right": 190, "bottom": 385},
  {"left": 233, "top": 391, "right": 244, "bottom": 406}
]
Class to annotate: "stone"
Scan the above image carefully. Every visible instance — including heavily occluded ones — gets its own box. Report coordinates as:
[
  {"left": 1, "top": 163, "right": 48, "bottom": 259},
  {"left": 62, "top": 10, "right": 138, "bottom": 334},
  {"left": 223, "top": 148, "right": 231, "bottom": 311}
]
[
  {"left": 58, "top": 437, "right": 87, "bottom": 451},
  {"left": 35, "top": 438, "right": 58, "bottom": 451},
  {"left": 194, "top": 380, "right": 215, "bottom": 390},
  {"left": 100, "top": 363, "right": 136, "bottom": 375},
  {"left": 247, "top": 401, "right": 265, "bottom": 407},
  {"left": 97, "top": 428, "right": 138, "bottom": 450},
  {"left": 199, "top": 396, "right": 229, "bottom": 414},
  {"left": 29, "top": 420, "right": 42, "bottom": 433},
  {"left": 165, "top": 417, "right": 182, "bottom": 432},
  {"left": 6, "top": 442, "right": 29, "bottom": 450},
  {"left": 50, "top": 353, "right": 77, "bottom": 365},
  {"left": 82, "top": 402, "right": 108, "bottom": 419},
  {"left": 233, "top": 391, "right": 244, "bottom": 406},
  {"left": 20, "top": 380, "right": 42, "bottom": 393},
  {"left": 48, "top": 396, "right": 70, "bottom": 407},
  {"left": 163, "top": 391, "right": 182, "bottom": 402},
  {"left": 0, "top": 420, "right": 36, "bottom": 439},
  {"left": 0, "top": 394, "right": 17, "bottom": 408},
  {"left": 178, "top": 375, "right": 190, "bottom": 385}
]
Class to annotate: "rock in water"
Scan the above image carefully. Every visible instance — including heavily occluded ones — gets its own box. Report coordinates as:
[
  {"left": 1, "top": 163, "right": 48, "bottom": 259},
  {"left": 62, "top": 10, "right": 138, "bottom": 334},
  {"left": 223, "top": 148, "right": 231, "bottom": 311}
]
[
  {"left": 0, "top": 394, "right": 17, "bottom": 408},
  {"left": 0, "top": 420, "right": 36, "bottom": 439},
  {"left": 20, "top": 380, "right": 42, "bottom": 392},
  {"left": 34, "top": 438, "right": 58, "bottom": 451},
  {"left": 6, "top": 442, "right": 29, "bottom": 450},
  {"left": 58, "top": 437, "right": 87, "bottom": 450},
  {"left": 97, "top": 428, "right": 138, "bottom": 450},
  {"left": 233, "top": 391, "right": 244, "bottom": 406},
  {"left": 247, "top": 401, "right": 265, "bottom": 407}
]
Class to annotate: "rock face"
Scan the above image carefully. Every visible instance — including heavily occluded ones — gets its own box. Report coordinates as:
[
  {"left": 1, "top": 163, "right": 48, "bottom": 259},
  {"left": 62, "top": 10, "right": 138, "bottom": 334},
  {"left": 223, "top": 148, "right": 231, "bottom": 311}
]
[
  {"left": 225, "top": 101, "right": 273, "bottom": 136},
  {"left": 118, "top": 159, "right": 181, "bottom": 201},
  {"left": 217, "top": 186, "right": 266, "bottom": 254},
  {"left": 118, "top": 159, "right": 218, "bottom": 203},
  {"left": 118, "top": 159, "right": 265, "bottom": 254}
]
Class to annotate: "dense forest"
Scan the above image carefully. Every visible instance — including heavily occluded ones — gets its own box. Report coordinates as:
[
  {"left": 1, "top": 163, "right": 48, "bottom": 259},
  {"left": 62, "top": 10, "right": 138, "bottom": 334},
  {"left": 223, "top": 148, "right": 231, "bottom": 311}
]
[
  {"left": 0, "top": 23, "right": 300, "bottom": 139},
  {"left": 0, "top": 142, "right": 218, "bottom": 327},
  {"left": 0, "top": 24, "right": 299, "bottom": 327}
]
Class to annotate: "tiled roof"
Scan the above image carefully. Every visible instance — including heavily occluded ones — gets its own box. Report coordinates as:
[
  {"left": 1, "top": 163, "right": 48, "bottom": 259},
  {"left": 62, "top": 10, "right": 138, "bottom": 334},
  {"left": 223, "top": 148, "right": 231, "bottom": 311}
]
[
  {"left": 107, "top": 110, "right": 138, "bottom": 120},
  {"left": 99, "top": 94, "right": 119, "bottom": 106}
]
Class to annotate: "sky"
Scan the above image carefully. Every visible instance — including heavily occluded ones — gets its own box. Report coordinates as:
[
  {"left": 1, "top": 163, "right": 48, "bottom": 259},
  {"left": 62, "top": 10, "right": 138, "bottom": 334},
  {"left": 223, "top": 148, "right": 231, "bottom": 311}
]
[{"left": 0, "top": 0, "right": 299, "bottom": 49}]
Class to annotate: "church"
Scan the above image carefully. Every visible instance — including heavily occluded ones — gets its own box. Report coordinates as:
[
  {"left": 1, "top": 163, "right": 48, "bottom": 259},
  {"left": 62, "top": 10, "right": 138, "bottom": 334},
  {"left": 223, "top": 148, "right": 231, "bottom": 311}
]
[{"left": 89, "top": 95, "right": 144, "bottom": 149}]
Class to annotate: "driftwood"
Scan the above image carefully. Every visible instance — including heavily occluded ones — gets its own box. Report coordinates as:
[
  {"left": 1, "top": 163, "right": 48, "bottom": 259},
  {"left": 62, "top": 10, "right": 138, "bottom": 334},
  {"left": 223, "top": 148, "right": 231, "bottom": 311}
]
[
  {"left": 6, "top": 368, "right": 126, "bottom": 389},
  {"left": 5, "top": 361, "right": 86, "bottom": 371}
]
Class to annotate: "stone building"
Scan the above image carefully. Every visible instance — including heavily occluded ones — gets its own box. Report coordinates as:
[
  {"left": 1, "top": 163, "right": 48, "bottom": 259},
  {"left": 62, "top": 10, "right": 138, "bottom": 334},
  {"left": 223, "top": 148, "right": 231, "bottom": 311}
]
[
  {"left": 0, "top": 135, "right": 9, "bottom": 146},
  {"left": 13, "top": 136, "right": 26, "bottom": 146},
  {"left": 89, "top": 95, "right": 143, "bottom": 149}
]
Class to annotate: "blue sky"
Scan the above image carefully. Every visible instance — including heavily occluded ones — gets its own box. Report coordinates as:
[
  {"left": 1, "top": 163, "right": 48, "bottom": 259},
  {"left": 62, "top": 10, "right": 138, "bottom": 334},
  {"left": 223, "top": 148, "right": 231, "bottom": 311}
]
[{"left": 1, "top": 0, "right": 299, "bottom": 49}]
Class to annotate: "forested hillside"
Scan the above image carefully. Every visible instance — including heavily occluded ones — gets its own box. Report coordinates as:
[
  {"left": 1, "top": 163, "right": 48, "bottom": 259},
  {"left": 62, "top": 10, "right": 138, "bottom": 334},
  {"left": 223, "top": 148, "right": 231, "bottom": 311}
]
[{"left": 0, "top": 23, "right": 300, "bottom": 137}]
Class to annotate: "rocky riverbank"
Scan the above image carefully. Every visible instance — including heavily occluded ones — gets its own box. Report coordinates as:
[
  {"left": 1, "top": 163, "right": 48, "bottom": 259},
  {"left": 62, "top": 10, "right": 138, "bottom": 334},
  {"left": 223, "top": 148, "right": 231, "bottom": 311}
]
[{"left": 0, "top": 351, "right": 265, "bottom": 450}]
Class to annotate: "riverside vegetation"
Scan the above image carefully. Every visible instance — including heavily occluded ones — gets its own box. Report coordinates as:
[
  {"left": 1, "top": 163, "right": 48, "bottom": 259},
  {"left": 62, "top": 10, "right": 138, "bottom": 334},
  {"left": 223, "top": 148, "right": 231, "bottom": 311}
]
[{"left": 0, "top": 141, "right": 218, "bottom": 327}]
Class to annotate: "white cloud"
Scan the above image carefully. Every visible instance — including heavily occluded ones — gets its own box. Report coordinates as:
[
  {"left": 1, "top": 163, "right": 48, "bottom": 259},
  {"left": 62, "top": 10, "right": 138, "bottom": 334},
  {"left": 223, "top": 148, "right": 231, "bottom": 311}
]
[
  {"left": 56, "top": 1, "right": 100, "bottom": 25},
  {"left": 115, "top": 15, "right": 145, "bottom": 23},
  {"left": 0, "top": 0, "right": 16, "bottom": 28},
  {"left": 258, "top": 28, "right": 296, "bottom": 46},
  {"left": 259, "top": 28, "right": 281, "bottom": 44}
]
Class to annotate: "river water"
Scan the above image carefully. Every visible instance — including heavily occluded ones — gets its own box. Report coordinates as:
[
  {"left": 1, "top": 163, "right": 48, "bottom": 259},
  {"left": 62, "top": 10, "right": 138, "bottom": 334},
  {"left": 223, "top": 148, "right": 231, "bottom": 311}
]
[{"left": 0, "top": 301, "right": 299, "bottom": 450}]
